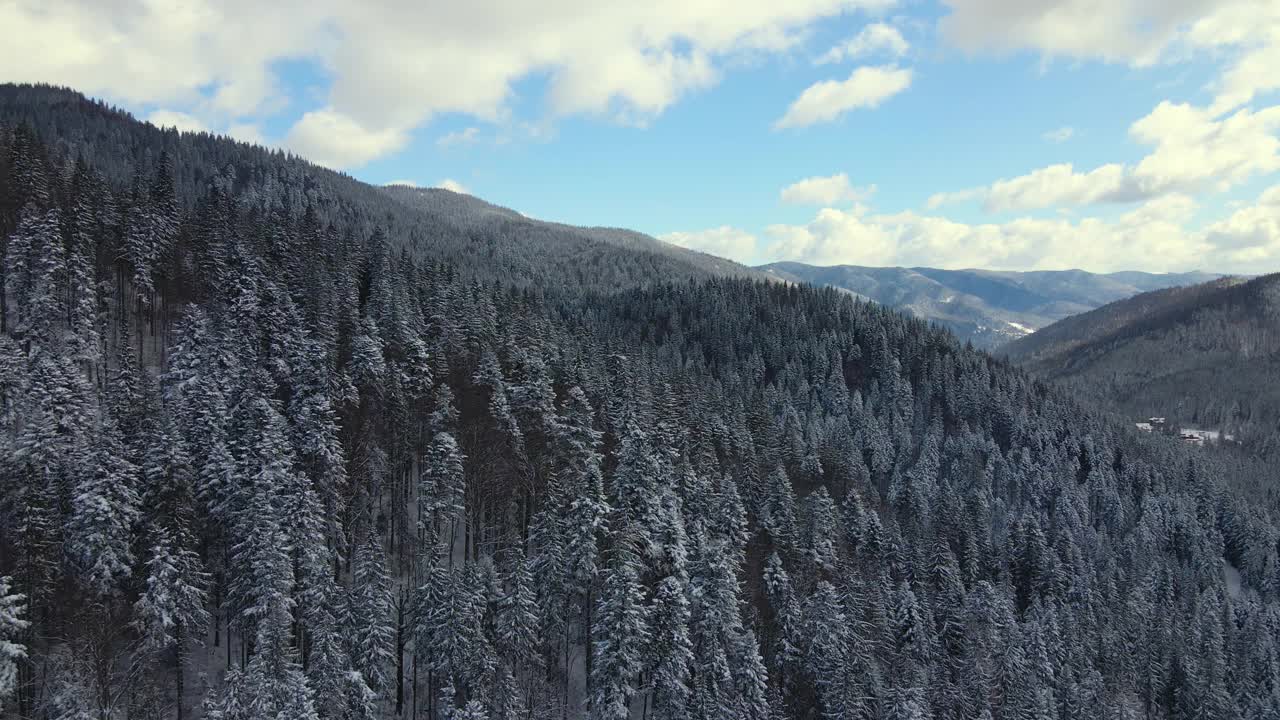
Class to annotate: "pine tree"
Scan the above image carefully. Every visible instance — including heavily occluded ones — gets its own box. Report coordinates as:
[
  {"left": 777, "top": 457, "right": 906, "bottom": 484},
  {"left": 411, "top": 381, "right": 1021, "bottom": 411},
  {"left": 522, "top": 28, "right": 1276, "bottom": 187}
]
[
  {"left": 67, "top": 412, "right": 141, "bottom": 598},
  {"left": 349, "top": 529, "right": 395, "bottom": 695},
  {"left": 0, "top": 576, "right": 27, "bottom": 700},
  {"left": 761, "top": 467, "right": 798, "bottom": 549},
  {"left": 134, "top": 524, "right": 210, "bottom": 720},
  {"left": 134, "top": 525, "right": 210, "bottom": 650},
  {"left": 803, "top": 581, "right": 852, "bottom": 719},
  {"left": 762, "top": 552, "right": 802, "bottom": 692},
  {"left": 225, "top": 392, "right": 296, "bottom": 652},
  {"left": 590, "top": 533, "right": 649, "bottom": 720},
  {"left": 422, "top": 431, "right": 466, "bottom": 556},
  {"left": 495, "top": 548, "right": 539, "bottom": 667},
  {"left": 802, "top": 487, "right": 840, "bottom": 578},
  {"left": 648, "top": 575, "right": 693, "bottom": 720}
]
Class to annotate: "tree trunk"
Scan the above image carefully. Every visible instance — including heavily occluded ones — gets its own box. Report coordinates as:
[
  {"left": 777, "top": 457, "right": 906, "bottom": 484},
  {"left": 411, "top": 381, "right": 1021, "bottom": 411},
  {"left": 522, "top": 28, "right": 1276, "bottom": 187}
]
[{"left": 175, "top": 623, "right": 185, "bottom": 720}]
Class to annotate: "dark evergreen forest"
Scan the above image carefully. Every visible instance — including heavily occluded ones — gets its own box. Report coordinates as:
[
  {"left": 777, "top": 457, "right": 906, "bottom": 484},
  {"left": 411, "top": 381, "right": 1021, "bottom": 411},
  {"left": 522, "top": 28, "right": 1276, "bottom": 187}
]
[
  {"left": 1, "top": 84, "right": 1278, "bottom": 720},
  {"left": 1003, "top": 273, "right": 1280, "bottom": 461}
]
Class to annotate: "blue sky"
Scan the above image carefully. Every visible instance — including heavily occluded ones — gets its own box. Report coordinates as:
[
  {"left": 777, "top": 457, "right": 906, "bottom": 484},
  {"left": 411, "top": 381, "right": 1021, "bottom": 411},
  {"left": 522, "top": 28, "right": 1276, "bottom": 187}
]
[{"left": 5, "top": 0, "right": 1280, "bottom": 273}]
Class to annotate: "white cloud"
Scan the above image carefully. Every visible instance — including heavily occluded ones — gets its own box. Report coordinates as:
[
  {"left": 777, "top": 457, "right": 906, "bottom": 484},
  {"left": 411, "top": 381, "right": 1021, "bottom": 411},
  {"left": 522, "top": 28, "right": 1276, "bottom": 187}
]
[
  {"left": 938, "top": 0, "right": 1280, "bottom": 114},
  {"left": 659, "top": 226, "right": 760, "bottom": 263},
  {"left": 0, "top": 0, "right": 318, "bottom": 116},
  {"left": 983, "top": 163, "right": 1130, "bottom": 212},
  {"left": 930, "top": 101, "right": 1280, "bottom": 212},
  {"left": 758, "top": 196, "right": 1218, "bottom": 272},
  {"left": 662, "top": 184, "right": 1280, "bottom": 276},
  {"left": 437, "top": 127, "right": 481, "bottom": 148},
  {"left": 775, "top": 65, "right": 912, "bottom": 129},
  {"left": 0, "top": 0, "right": 903, "bottom": 168},
  {"left": 1043, "top": 126, "right": 1074, "bottom": 142},
  {"left": 938, "top": 0, "right": 1218, "bottom": 67},
  {"left": 284, "top": 108, "right": 411, "bottom": 170},
  {"left": 1129, "top": 101, "right": 1280, "bottom": 194},
  {"left": 147, "top": 110, "right": 207, "bottom": 134},
  {"left": 817, "top": 23, "right": 908, "bottom": 64},
  {"left": 435, "top": 179, "right": 471, "bottom": 194},
  {"left": 1186, "top": 1, "right": 1280, "bottom": 114},
  {"left": 780, "top": 173, "right": 874, "bottom": 205},
  {"left": 227, "top": 123, "right": 267, "bottom": 146},
  {"left": 1203, "top": 183, "right": 1280, "bottom": 264},
  {"left": 149, "top": 111, "right": 269, "bottom": 147}
]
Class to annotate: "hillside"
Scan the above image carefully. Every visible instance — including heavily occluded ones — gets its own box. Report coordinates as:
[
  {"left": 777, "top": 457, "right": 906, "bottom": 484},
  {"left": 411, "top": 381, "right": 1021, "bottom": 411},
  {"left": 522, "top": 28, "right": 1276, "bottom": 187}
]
[
  {"left": 1, "top": 84, "right": 1279, "bottom": 720},
  {"left": 382, "top": 184, "right": 759, "bottom": 281},
  {"left": 0, "top": 84, "right": 761, "bottom": 297},
  {"left": 1004, "top": 274, "right": 1280, "bottom": 455},
  {"left": 760, "top": 261, "right": 1219, "bottom": 348}
]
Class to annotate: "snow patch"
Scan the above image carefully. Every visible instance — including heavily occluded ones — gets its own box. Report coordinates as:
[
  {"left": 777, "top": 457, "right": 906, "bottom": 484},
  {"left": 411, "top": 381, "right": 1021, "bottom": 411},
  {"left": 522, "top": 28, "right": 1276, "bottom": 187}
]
[{"left": 1223, "top": 559, "right": 1245, "bottom": 599}]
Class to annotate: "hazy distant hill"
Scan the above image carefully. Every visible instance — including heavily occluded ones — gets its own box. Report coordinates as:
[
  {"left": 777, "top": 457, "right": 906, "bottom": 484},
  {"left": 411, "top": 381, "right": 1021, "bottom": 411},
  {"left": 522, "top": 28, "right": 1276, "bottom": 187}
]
[
  {"left": 1004, "top": 273, "right": 1280, "bottom": 455},
  {"left": 757, "top": 262, "right": 1220, "bottom": 348}
]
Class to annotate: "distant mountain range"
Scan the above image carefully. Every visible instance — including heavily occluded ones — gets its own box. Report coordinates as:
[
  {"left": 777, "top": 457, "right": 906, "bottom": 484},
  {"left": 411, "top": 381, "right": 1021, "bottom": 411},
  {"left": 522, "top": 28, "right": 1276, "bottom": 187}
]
[
  {"left": 1004, "top": 273, "right": 1280, "bottom": 456},
  {"left": 757, "top": 262, "right": 1222, "bottom": 348}
]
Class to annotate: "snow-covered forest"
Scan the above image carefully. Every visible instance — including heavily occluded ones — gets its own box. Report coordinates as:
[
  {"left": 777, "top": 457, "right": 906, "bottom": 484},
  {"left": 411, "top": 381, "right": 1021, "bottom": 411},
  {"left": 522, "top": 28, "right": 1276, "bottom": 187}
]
[{"left": 1, "top": 84, "right": 1279, "bottom": 720}]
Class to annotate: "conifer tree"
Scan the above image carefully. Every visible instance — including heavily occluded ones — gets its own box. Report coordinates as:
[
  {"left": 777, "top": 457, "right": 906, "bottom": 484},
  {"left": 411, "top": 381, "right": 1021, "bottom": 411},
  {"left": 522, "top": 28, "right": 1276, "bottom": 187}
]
[
  {"left": 590, "top": 532, "right": 649, "bottom": 720},
  {"left": 0, "top": 576, "right": 27, "bottom": 700},
  {"left": 350, "top": 529, "right": 395, "bottom": 696},
  {"left": 67, "top": 412, "right": 141, "bottom": 598}
]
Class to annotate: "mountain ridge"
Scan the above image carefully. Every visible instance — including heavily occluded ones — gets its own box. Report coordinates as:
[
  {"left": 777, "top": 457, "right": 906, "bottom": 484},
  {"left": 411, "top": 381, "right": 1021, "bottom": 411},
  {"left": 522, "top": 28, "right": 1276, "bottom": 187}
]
[
  {"left": 759, "top": 260, "right": 1223, "bottom": 347},
  {"left": 1004, "top": 272, "right": 1280, "bottom": 455}
]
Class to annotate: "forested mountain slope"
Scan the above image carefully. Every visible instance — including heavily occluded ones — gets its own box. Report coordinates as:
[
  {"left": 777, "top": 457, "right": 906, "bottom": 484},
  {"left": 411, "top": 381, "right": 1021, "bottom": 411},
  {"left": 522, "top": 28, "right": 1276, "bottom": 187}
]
[
  {"left": 0, "top": 84, "right": 761, "bottom": 296},
  {"left": 1, "top": 83, "right": 1279, "bottom": 720},
  {"left": 760, "top": 261, "right": 1219, "bottom": 349},
  {"left": 1004, "top": 274, "right": 1280, "bottom": 456},
  {"left": 383, "top": 184, "right": 757, "bottom": 282}
]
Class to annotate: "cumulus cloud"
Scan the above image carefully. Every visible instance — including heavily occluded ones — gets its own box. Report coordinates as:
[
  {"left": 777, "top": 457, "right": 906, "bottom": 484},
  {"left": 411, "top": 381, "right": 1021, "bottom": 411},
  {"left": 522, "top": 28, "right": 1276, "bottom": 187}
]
[
  {"left": 1186, "top": 0, "right": 1280, "bottom": 114},
  {"left": 775, "top": 65, "right": 912, "bottom": 129},
  {"left": 938, "top": 0, "right": 1280, "bottom": 114},
  {"left": 0, "top": 0, "right": 318, "bottom": 116},
  {"left": 284, "top": 108, "right": 411, "bottom": 170},
  {"left": 0, "top": 0, "right": 902, "bottom": 168},
  {"left": 147, "top": 110, "right": 207, "bottom": 134},
  {"left": 930, "top": 101, "right": 1280, "bottom": 212},
  {"left": 659, "top": 226, "right": 760, "bottom": 263},
  {"left": 780, "top": 173, "right": 874, "bottom": 205},
  {"left": 756, "top": 195, "right": 1218, "bottom": 272},
  {"left": 435, "top": 179, "right": 471, "bottom": 194},
  {"left": 983, "top": 163, "right": 1131, "bottom": 212},
  {"left": 662, "top": 183, "right": 1280, "bottom": 275},
  {"left": 227, "top": 123, "right": 268, "bottom": 146},
  {"left": 1203, "top": 184, "right": 1280, "bottom": 264},
  {"left": 816, "top": 23, "right": 909, "bottom": 64},
  {"left": 938, "top": 0, "right": 1218, "bottom": 67}
]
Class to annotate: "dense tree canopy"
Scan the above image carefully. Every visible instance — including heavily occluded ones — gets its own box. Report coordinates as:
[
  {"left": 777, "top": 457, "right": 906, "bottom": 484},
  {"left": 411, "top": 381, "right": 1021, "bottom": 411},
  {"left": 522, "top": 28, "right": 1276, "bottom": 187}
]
[{"left": 0, "top": 83, "right": 1278, "bottom": 720}]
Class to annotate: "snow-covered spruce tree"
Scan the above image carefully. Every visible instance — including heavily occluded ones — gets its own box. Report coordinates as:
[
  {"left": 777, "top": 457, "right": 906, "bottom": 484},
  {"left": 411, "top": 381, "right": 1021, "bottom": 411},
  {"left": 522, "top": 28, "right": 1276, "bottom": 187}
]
[
  {"left": 0, "top": 576, "right": 27, "bottom": 701},
  {"left": 589, "top": 527, "right": 649, "bottom": 720},
  {"left": 647, "top": 574, "right": 693, "bottom": 720},
  {"left": 134, "top": 524, "right": 210, "bottom": 720},
  {"left": 424, "top": 428, "right": 467, "bottom": 549},
  {"left": 66, "top": 410, "right": 140, "bottom": 599},
  {"left": 494, "top": 547, "right": 539, "bottom": 675},
  {"left": 349, "top": 528, "right": 395, "bottom": 697}
]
